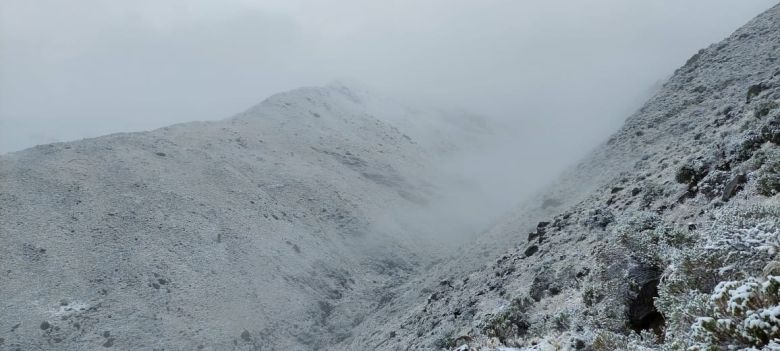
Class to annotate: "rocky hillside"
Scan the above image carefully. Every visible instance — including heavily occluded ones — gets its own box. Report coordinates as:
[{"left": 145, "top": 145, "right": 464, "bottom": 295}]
[
  {"left": 0, "top": 84, "right": 492, "bottom": 350},
  {"left": 339, "top": 3, "right": 780, "bottom": 350}
]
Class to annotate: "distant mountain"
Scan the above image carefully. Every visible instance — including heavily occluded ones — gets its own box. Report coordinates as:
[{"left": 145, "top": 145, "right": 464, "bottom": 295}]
[
  {"left": 340, "top": 3, "right": 780, "bottom": 350},
  {"left": 0, "top": 84, "right": 492, "bottom": 350}
]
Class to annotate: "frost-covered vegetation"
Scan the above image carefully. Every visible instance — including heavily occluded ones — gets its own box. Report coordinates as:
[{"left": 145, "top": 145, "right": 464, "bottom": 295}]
[
  {"left": 482, "top": 297, "right": 533, "bottom": 345},
  {"left": 689, "top": 276, "right": 780, "bottom": 350},
  {"left": 583, "top": 203, "right": 780, "bottom": 351},
  {"left": 756, "top": 152, "right": 780, "bottom": 196},
  {"left": 657, "top": 204, "right": 780, "bottom": 350}
]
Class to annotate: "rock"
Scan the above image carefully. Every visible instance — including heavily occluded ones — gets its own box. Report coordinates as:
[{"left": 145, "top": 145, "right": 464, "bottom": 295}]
[
  {"left": 721, "top": 173, "right": 747, "bottom": 201},
  {"left": 529, "top": 272, "right": 555, "bottom": 302},
  {"left": 572, "top": 338, "right": 587, "bottom": 350},
  {"left": 747, "top": 82, "right": 770, "bottom": 103},
  {"left": 524, "top": 245, "right": 539, "bottom": 257},
  {"left": 583, "top": 208, "right": 614, "bottom": 230},
  {"left": 675, "top": 159, "right": 709, "bottom": 185},
  {"left": 627, "top": 263, "right": 664, "bottom": 333},
  {"left": 699, "top": 170, "right": 730, "bottom": 199},
  {"left": 102, "top": 338, "right": 115, "bottom": 347}
]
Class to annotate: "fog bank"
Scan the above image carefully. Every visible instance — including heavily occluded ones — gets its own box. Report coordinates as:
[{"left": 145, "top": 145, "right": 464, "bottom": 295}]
[{"left": 1, "top": 0, "right": 776, "bottom": 217}]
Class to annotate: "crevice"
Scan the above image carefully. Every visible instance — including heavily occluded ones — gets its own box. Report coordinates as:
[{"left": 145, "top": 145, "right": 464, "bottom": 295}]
[{"left": 626, "top": 263, "right": 665, "bottom": 336}]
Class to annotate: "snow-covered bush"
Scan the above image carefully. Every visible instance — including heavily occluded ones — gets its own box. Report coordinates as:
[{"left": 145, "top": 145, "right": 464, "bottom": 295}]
[
  {"left": 676, "top": 159, "right": 710, "bottom": 185},
  {"left": 655, "top": 202, "right": 780, "bottom": 349},
  {"left": 757, "top": 157, "right": 780, "bottom": 196},
  {"left": 688, "top": 276, "right": 780, "bottom": 350},
  {"left": 642, "top": 182, "right": 668, "bottom": 208},
  {"left": 482, "top": 297, "right": 532, "bottom": 345},
  {"left": 616, "top": 211, "right": 696, "bottom": 268},
  {"left": 755, "top": 100, "right": 778, "bottom": 118},
  {"left": 582, "top": 285, "right": 605, "bottom": 307}
]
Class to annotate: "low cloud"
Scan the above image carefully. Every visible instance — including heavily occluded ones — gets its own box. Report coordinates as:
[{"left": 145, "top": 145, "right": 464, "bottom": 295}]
[{"left": 1, "top": 0, "right": 776, "bottom": 218}]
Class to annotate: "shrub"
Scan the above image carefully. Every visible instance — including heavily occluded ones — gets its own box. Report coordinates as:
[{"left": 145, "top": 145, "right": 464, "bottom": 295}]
[
  {"left": 642, "top": 182, "right": 668, "bottom": 208},
  {"left": 655, "top": 203, "right": 780, "bottom": 349},
  {"left": 757, "top": 157, "right": 780, "bottom": 196},
  {"left": 432, "top": 330, "right": 457, "bottom": 349},
  {"left": 755, "top": 101, "right": 778, "bottom": 118},
  {"left": 583, "top": 285, "right": 605, "bottom": 307},
  {"left": 688, "top": 276, "right": 780, "bottom": 350},
  {"left": 553, "top": 311, "right": 571, "bottom": 332},
  {"left": 617, "top": 219, "right": 696, "bottom": 268},
  {"left": 592, "top": 330, "right": 658, "bottom": 351},
  {"left": 482, "top": 297, "right": 532, "bottom": 344},
  {"left": 746, "top": 83, "right": 769, "bottom": 104},
  {"left": 676, "top": 160, "right": 709, "bottom": 185}
]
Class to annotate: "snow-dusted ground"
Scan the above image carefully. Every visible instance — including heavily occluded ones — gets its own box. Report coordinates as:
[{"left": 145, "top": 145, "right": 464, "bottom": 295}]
[{"left": 0, "top": 83, "right": 496, "bottom": 350}]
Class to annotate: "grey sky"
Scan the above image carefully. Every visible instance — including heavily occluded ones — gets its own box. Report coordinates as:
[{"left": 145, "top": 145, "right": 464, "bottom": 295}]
[{"left": 1, "top": 0, "right": 776, "bottom": 154}]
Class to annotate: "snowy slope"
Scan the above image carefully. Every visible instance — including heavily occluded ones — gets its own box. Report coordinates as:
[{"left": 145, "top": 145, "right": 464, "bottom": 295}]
[
  {"left": 338, "top": 3, "right": 780, "bottom": 350},
  {"left": 0, "top": 84, "right": 491, "bottom": 350}
]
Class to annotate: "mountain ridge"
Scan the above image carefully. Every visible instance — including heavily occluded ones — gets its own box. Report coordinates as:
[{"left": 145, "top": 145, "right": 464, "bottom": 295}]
[{"left": 0, "top": 84, "right": 494, "bottom": 350}]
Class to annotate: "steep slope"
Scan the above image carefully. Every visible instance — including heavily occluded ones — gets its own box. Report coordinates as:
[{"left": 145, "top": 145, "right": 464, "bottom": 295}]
[
  {"left": 340, "top": 4, "right": 780, "bottom": 350},
  {"left": 0, "top": 85, "right": 491, "bottom": 350}
]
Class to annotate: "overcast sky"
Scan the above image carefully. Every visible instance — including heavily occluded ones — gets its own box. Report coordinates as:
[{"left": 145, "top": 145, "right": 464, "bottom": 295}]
[{"left": 1, "top": 0, "right": 777, "bottom": 154}]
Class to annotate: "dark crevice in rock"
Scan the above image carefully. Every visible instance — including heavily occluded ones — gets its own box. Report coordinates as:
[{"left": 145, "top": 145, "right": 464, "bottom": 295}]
[{"left": 626, "top": 263, "right": 665, "bottom": 336}]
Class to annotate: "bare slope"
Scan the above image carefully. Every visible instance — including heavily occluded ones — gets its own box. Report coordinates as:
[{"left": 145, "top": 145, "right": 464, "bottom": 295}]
[
  {"left": 0, "top": 84, "right": 490, "bottom": 350},
  {"left": 340, "top": 3, "right": 780, "bottom": 350}
]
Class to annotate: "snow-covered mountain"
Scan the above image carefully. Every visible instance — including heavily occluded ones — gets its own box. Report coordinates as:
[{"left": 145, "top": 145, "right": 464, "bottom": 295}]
[
  {"left": 3, "top": 3, "right": 780, "bottom": 351},
  {"left": 0, "top": 84, "right": 493, "bottom": 350},
  {"left": 337, "top": 3, "right": 780, "bottom": 350}
]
